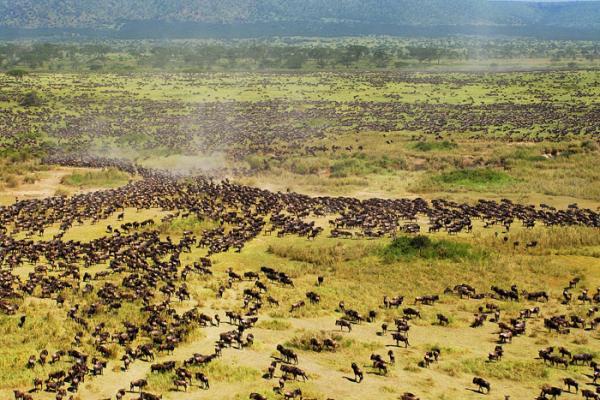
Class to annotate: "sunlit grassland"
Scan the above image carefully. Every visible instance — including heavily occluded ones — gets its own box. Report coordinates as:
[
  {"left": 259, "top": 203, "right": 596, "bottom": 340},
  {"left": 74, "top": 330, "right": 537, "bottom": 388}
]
[
  {"left": 4, "top": 70, "right": 600, "bottom": 106},
  {"left": 0, "top": 68, "right": 599, "bottom": 399},
  {"left": 1, "top": 207, "right": 599, "bottom": 399}
]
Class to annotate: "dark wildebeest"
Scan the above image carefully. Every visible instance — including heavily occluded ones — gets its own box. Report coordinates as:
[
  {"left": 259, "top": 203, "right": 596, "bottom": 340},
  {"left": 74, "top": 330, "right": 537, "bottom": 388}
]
[
  {"left": 540, "top": 385, "right": 562, "bottom": 399},
  {"left": 392, "top": 332, "right": 410, "bottom": 348},
  {"left": 335, "top": 319, "right": 352, "bottom": 332},
  {"left": 473, "top": 377, "right": 491, "bottom": 393},
  {"left": 129, "top": 379, "right": 148, "bottom": 392},
  {"left": 351, "top": 362, "right": 363, "bottom": 383}
]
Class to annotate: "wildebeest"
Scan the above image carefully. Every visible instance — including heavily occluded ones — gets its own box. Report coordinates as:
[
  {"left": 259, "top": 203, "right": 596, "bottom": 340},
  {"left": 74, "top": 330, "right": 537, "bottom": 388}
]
[
  {"left": 351, "top": 362, "right": 363, "bottom": 383},
  {"left": 562, "top": 377, "right": 578, "bottom": 393},
  {"left": 130, "top": 379, "right": 148, "bottom": 392},
  {"left": 473, "top": 377, "right": 491, "bottom": 393},
  {"left": 335, "top": 319, "right": 352, "bottom": 332},
  {"left": 392, "top": 332, "right": 410, "bottom": 348},
  {"left": 540, "top": 385, "right": 562, "bottom": 399}
]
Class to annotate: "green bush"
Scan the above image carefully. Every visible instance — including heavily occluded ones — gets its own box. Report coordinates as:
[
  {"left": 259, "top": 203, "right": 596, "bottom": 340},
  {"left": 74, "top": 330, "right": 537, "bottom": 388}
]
[
  {"left": 413, "top": 141, "right": 457, "bottom": 152},
  {"left": 381, "top": 235, "right": 483, "bottom": 262},
  {"left": 60, "top": 167, "right": 129, "bottom": 187},
  {"left": 433, "top": 168, "right": 515, "bottom": 190},
  {"left": 6, "top": 69, "right": 28, "bottom": 79}
]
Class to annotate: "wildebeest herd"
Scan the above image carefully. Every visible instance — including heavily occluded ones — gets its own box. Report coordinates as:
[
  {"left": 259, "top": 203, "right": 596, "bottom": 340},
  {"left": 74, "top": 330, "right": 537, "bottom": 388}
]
[
  {"left": 1, "top": 72, "right": 598, "bottom": 168},
  {"left": 0, "top": 153, "right": 598, "bottom": 399}
]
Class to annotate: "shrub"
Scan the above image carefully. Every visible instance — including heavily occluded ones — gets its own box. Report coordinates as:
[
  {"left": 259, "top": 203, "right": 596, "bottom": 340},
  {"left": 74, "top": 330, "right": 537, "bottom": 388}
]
[
  {"left": 381, "top": 235, "right": 483, "bottom": 262},
  {"left": 60, "top": 168, "right": 129, "bottom": 188},
  {"left": 413, "top": 141, "right": 457, "bottom": 152},
  {"left": 4, "top": 175, "right": 18, "bottom": 188},
  {"left": 433, "top": 168, "right": 515, "bottom": 190},
  {"left": 6, "top": 69, "right": 28, "bottom": 79}
]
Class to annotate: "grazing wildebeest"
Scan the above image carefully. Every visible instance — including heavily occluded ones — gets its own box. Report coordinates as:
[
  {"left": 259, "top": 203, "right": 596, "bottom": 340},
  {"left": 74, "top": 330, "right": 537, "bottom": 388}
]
[
  {"left": 335, "top": 319, "right": 352, "bottom": 332},
  {"left": 195, "top": 372, "right": 209, "bottom": 389},
  {"left": 173, "top": 378, "right": 188, "bottom": 391},
  {"left": 276, "top": 344, "right": 298, "bottom": 364},
  {"left": 488, "top": 345, "right": 503, "bottom": 362},
  {"left": 280, "top": 364, "right": 308, "bottom": 381},
  {"left": 540, "top": 385, "right": 562, "bottom": 399},
  {"left": 372, "top": 359, "right": 387, "bottom": 375},
  {"left": 290, "top": 300, "right": 305, "bottom": 312},
  {"left": 581, "top": 389, "right": 599, "bottom": 400},
  {"left": 392, "top": 332, "right": 410, "bottom": 348},
  {"left": 383, "top": 295, "right": 404, "bottom": 308},
  {"left": 437, "top": 313, "right": 449, "bottom": 325},
  {"left": 130, "top": 379, "right": 148, "bottom": 392},
  {"left": 401, "top": 393, "right": 420, "bottom": 400},
  {"left": 526, "top": 291, "right": 549, "bottom": 302},
  {"left": 562, "top": 377, "right": 578, "bottom": 393},
  {"left": 388, "top": 350, "right": 395, "bottom": 365},
  {"left": 571, "top": 353, "right": 593, "bottom": 365},
  {"left": 403, "top": 307, "right": 421, "bottom": 319},
  {"left": 249, "top": 394, "right": 268, "bottom": 400},
  {"left": 283, "top": 388, "right": 302, "bottom": 399},
  {"left": 473, "top": 377, "right": 491, "bottom": 393}
]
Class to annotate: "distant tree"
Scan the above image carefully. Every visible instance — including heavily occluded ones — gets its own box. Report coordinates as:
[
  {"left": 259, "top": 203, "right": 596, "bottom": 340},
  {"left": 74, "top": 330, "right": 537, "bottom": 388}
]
[
  {"left": 335, "top": 50, "right": 355, "bottom": 68},
  {"left": 6, "top": 68, "right": 28, "bottom": 79},
  {"left": 372, "top": 48, "right": 390, "bottom": 68},
  {"left": 408, "top": 47, "right": 436, "bottom": 63},
  {"left": 309, "top": 48, "right": 329, "bottom": 69},
  {"left": 284, "top": 53, "right": 306, "bottom": 69},
  {"left": 346, "top": 45, "right": 368, "bottom": 62}
]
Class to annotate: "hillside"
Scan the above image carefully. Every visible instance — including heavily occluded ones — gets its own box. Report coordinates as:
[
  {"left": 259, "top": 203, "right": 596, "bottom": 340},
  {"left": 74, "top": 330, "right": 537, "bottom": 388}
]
[{"left": 0, "top": 0, "right": 599, "bottom": 39}]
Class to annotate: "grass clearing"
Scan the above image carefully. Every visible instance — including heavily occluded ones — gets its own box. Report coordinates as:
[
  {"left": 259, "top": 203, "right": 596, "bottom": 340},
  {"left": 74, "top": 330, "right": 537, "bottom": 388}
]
[
  {"left": 60, "top": 167, "right": 130, "bottom": 188},
  {"left": 415, "top": 168, "right": 516, "bottom": 192}
]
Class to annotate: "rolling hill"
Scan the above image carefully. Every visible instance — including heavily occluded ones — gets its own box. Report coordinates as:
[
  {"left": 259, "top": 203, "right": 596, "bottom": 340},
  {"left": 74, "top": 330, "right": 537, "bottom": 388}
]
[{"left": 0, "top": 0, "right": 598, "bottom": 39}]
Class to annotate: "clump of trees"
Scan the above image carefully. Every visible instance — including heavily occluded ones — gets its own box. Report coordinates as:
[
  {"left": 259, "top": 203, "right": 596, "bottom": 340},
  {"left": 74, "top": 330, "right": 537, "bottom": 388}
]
[{"left": 6, "top": 68, "right": 28, "bottom": 79}]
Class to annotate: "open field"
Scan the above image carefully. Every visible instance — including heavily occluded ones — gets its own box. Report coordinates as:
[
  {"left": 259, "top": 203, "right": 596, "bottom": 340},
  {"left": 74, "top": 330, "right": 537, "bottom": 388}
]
[{"left": 0, "top": 67, "right": 599, "bottom": 400}]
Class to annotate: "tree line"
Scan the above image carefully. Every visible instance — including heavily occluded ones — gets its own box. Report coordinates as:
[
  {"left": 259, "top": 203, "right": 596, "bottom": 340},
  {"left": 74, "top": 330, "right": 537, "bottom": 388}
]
[{"left": 0, "top": 39, "right": 598, "bottom": 72}]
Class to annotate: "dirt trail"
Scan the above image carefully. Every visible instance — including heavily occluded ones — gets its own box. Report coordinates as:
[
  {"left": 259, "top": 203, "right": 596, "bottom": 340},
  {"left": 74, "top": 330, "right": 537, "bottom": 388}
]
[{"left": 1, "top": 167, "right": 114, "bottom": 205}]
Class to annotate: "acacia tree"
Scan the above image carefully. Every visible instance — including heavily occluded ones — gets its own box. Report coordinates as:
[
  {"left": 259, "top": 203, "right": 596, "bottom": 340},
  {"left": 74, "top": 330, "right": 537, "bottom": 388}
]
[{"left": 6, "top": 68, "right": 28, "bottom": 79}]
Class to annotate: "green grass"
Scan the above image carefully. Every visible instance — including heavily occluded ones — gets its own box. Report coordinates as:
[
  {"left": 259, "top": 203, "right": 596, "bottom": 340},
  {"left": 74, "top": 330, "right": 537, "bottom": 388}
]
[
  {"left": 329, "top": 155, "right": 407, "bottom": 178},
  {"left": 443, "top": 358, "right": 550, "bottom": 381},
  {"left": 256, "top": 319, "right": 292, "bottom": 331},
  {"left": 60, "top": 167, "right": 130, "bottom": 188},
  {"left": 268, "top": 240, "right": 377, "bottom": 267},
  {"left": 380, "top": 235, "right": 484, "bottom": 263},
  {"left": 412, "top": 141, "right": 457, "bottom": 152},
  {"left": 415, "top": 168, "right": 516, "bottom": 192},
  {"left": 158, "top": 216, "right": 220, "bottom": 235}
]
